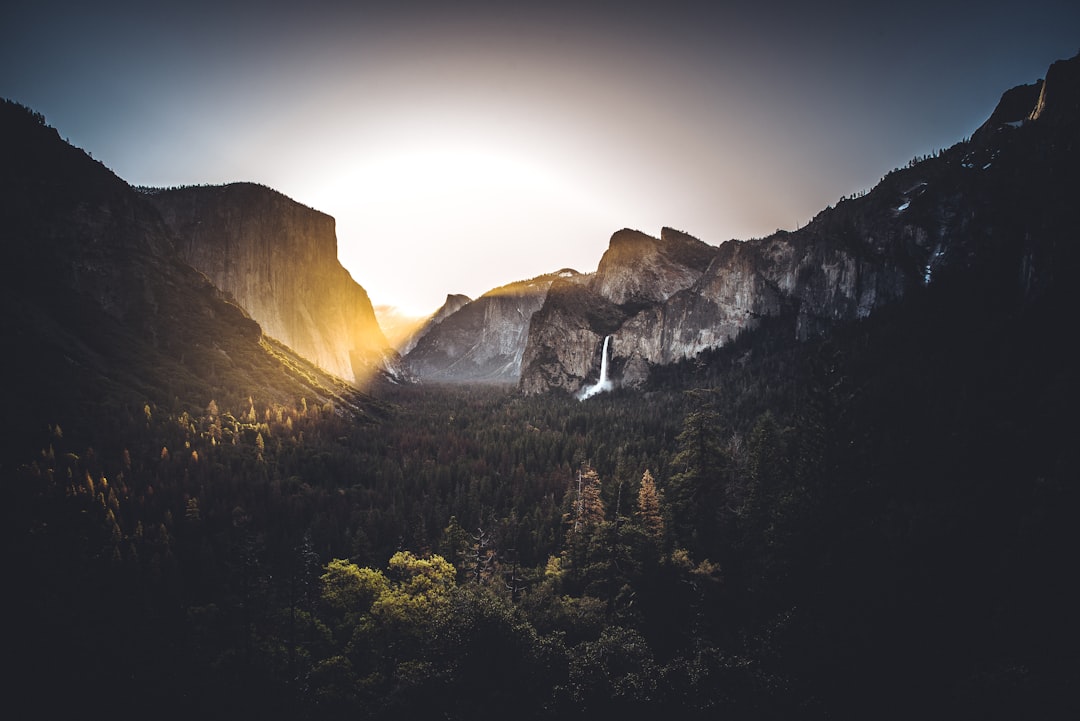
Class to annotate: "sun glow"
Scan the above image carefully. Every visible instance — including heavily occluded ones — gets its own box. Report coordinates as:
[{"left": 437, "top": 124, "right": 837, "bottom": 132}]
[
  {"left": 308, "top": 133, "right": 618, "bottom": 318},
  {"left": 361, "top": 144, "right": 562, "bottom": 197}
]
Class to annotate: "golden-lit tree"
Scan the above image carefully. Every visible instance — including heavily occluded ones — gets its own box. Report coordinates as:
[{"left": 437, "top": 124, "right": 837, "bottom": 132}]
[
  {"left": 636, "top": 468, "right": 664, "bottom": 544},
  {"left": 569, "top": 466, "right": 606, "bottom": 536},
  {"left": 560, "top": 466, "right": 608, "bottom": 587}
]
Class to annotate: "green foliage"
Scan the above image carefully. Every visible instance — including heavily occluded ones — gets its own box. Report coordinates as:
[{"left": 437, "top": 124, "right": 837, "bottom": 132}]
[
  {"left": 373, "top": 551, "right": 456, "bottom": 627},
  {"left": 320, "top": 558, "right": 389, "bottom": 615},
  {"left": 666, "top": 399, "right": 731, "bottom": 560}
]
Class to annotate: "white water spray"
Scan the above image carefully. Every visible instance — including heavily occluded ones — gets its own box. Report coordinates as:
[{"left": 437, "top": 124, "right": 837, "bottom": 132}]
[{"left": 577, "top": 335, "right": 613, "bottom": 400}]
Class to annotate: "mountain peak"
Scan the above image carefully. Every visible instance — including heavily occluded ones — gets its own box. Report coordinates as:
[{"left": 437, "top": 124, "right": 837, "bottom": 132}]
[
  {"left": 975, "top": 51, "right": 1080, "bottom": 137},
  {"left": 434, "top": 293, "right": 472, "bottom": 320},
  {"left": 591, "top": 227, "right": 716, "bottom": 307},
  {"left": 1030, "top": 51, "right": 1080, "bottom": 124},
  {"left": 605, "top": 228, "right": 659, "bottom": 253}
]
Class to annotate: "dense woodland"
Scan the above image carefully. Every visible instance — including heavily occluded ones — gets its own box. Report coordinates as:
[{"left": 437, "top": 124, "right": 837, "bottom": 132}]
[{"left": 6, "top": 263, "right": 1078, "bottom": 720}]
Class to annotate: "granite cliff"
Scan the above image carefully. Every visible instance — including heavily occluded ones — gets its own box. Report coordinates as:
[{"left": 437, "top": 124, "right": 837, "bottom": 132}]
[
  {"left": 405, "top": 270, "right": 582, "bottom": 383},
  {"left": 589, "top": 227, "right": 716, "bottom": 308},
  {"left": 390, "top": 293, "right": 472, "bottom": 357},
  {"left": 145, "top": 184, "right": 402, "bottom": 387}
]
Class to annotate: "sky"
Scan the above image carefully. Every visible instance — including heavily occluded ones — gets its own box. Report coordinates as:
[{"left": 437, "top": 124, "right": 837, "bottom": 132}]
[{"left": 3, "top": 1, "right": 1079, "bottom": 317}]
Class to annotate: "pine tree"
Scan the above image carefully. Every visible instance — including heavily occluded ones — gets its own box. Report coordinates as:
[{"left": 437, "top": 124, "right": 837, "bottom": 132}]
[
  {"left": 636, "top": 469, "right": 664, "bottom": 545},
  {"left": 561, "top": 466, "right": 607, "bottom": 589},
  {"left": 439, "top": 515, "right": 472, "bottom": 580},
  {"left": 667, "top": 404, "right": 729, "bottom": 558},
  {"left": 569, "top": 466, "right": 605, "bottom": 536}
]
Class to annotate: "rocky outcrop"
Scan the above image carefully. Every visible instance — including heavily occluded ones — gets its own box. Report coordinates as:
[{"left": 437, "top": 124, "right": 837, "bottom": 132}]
[
  {"left": 589, "top": 227, "right": 716, "bottom": 307},
  {"left": 146, "top": 183, "right": 403, "bottom": 387},
  {"left": 392, "top": 293, "right": 472, "bottom": 356},
  {"left": 520, "top": 52, "right": 1080, "bottom": 396},
  {"left": 1030, "top": 54, "right": 1080, "bottom": 124},
  {"left": 518, "top": 278, "right": 623, "bottom": 395},
  {"left": 521, "top": 221, "right": 922, "bottom": 396},
  {"left": 519, "top": 229, "right": 718, "bottom": 393},
  {"left": 406, "top": 271, "right": 582, "bottom": 383}
]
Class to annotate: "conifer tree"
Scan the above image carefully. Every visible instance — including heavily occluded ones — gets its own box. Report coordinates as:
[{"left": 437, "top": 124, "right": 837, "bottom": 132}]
[
  {"left": 636, "top": 469, "right": 664, "bottom": 545},
  {"left": 439, "top": 515, "right": 472, "bottom": 580},
  {"left": 561, "top": 465, "right": 607, "bottom": 589},
  {"left": 668, "top": 404, "right": 729, "bottom": 558}
]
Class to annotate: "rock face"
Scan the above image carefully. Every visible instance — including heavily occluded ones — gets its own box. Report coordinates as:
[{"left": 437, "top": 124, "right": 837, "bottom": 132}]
[
  {"left": 146, "top": 184, "right": 403, "bottom": 387},
  {"left": 405, "top": 271, "right": 582, "bottom": 383},
  {"left": 520, "top": 222, "right": 926, "bottom": 397},
  {"left": 1029, "top": 54, "right": 1080, "bottom": 125},
  {"left": 590, "top": 227, "right": 716, "bottom": 307},
  {"left": 520, "top": 52, "right": 1080, "bottom": 396},
  {"left": 517, "top": 277, "right": 622, "bottom": 395},
  {"left": 517, "top": 229, "right": 718, "bottom": 394},
  {"left": 394, "top": 293, "right": 472, "bottom": 356}
]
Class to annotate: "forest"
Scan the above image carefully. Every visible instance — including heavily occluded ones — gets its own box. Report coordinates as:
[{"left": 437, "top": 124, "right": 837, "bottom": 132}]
[{"left": 6, "top": 263, "right": 1077, "bottom": 721}]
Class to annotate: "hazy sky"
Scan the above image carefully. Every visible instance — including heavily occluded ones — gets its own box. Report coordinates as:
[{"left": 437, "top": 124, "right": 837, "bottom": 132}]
[{"left": 4, "top": 1, "right": 1078, "bottom": 316}]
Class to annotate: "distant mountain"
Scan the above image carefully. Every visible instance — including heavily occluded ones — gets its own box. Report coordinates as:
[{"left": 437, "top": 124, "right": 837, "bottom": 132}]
[
  {"left": 520, "top": 52, "right": 1080, "bottom": 396},
  {"left": 375, "top": 304, "right": 441, "bottom": 356},
  {"left": 0, "top": 98, "right": 383, "bottom": 456},
  {"left": 386, "top": 293, "right": 472, "bottom": 357},
  {"left": 144, "top": 183, "right": 404, "bottom": 387},
  {"left": 404, "top": 270, "right": 582, "bottom": 383}
]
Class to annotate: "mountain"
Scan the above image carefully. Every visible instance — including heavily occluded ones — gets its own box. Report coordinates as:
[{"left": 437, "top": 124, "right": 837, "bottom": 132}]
[
  {"left": 407, "top": 226, "right": 716, "bottom": 389},
  {"left": 589, "top": 227, "right": 717, "bottom": 308},
  {"left": 386, "top": 293, "right": 472, "bottom": 356},
  {"left": 520, "top": 53, "right": 1080, "bottom": 396},
  {"left": 0, "top": 98, "right": 383, "bottom": 458},
  {"left": 404, "top": 270, "right": 582, "bottom": 383},
  {"left": 519, "top": 228, "right": 723, "bottom": 394},
  {"left": 144, "top": 183, "right": 404, "bottom": 387}
]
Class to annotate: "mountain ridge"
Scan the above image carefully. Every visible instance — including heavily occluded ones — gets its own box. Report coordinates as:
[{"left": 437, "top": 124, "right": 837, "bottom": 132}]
[
  {"left": 517, "top": 51, "right": 1080, "bottom": 396},
  {"left": 403, "top": 270, "right": 584, "bottom": 383},
  {"left": 4, "top": 51, "right": 1077, "bottom": 409}
]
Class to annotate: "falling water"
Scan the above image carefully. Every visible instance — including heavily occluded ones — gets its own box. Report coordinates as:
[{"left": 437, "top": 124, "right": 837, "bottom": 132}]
[
  {"left": 578, "top": 335, "right": 613, "bottom": 400},
  {"left": 598, "top": 335, "right": 611, "bottom": 386}
]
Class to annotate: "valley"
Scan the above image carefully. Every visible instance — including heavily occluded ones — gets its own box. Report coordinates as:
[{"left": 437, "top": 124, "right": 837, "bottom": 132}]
[{"left": 2, "top": 51, "right": 1079, "bottom": 720}]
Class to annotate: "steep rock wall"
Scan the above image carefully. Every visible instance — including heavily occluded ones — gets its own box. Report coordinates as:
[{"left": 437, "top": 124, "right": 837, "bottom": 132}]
[
  {"left": 589, "top": 227, "right": 715, "bottom": 306},
  {"left": 406, "top": 272, "right": 580, "bottom": 382},
  {"left": 147, "top": 183, "right": 400, "bottom": 386}
]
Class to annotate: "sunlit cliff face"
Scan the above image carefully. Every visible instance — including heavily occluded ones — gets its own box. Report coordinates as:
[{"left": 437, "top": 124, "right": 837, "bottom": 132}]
[{"left": 147, "top": 184, "right": 400, "bottom": 389}]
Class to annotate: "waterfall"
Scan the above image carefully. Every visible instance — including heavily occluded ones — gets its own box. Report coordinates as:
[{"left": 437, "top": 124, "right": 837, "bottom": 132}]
[
  {"left": 577, "top": 335, "right": 613, "bottom": 400},
  {"left": 598, "top": 335, "right": 611, "bottom": 386}
]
